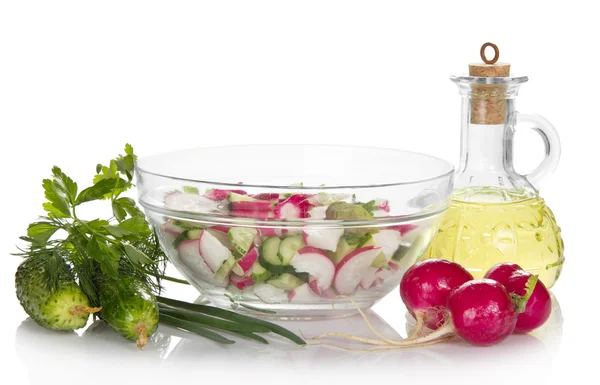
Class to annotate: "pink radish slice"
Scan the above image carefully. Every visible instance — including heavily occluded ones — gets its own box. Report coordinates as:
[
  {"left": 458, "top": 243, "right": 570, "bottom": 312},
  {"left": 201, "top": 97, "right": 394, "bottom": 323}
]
[
  {"left": 290, "top": 247, "right": 335, "bottom": 293},
  {"left": 232, "top": 248, "right": 259, "bottom": 276},
  {"left": 320, "top": 288, "right": 336, "bottom": 299},
  {"left": 251, "top": 193, "right": 280, "bottom": 201},
  {"left": 258, "top": 227, "right": 278, "bottom": 237},
  {"left": 205, "top": 189, "right": 247, "bottom": 201},
  {"left": 389, "top": 224, "right": 417, "bottom": 235},
  {"left": 359, "top": 267, "right": 379, "bottom": 289},
  {"left": 178, "top": 239, "right": 228, "bottom": 287},
  {"left": 162, "top": 220, "right": 184, "bottom": 236},
  {"left": 334, "top": 246, "right": 381, "bottom": 295},
  {"left": 308, "top": 206, "right": 328, "bottom": 219},
  {"left": 210, "top": 225, "right": 231, "bottom": 233},
  {"left": 373, "top": 229, "right": 403, "bottom": 261},
  {"left": 231, "top": 201, "right": 272, "bottom": 220},
  {"left": 388, "top": 261, "right": 399, "bottom": 271},
  {"left": 198, "top": 230, "right": 233, "bottom": 273},
  {"left": 230, "top": 273, "right": 255, "bottom": 290},
  {"left": 289, "top": 283, "right": 322, "bottom": 303},
  {"left": 303, "top": 228, "right": 344, "bottom": 252},
  {"left": 165, "top": 192, "right": 224, "bottom": 213},
  {"left": 377, "top": 200, "right": 390, "bottom": 213},
  {"left": 274, "top": 194, "right": 312, "bottom": 219}
]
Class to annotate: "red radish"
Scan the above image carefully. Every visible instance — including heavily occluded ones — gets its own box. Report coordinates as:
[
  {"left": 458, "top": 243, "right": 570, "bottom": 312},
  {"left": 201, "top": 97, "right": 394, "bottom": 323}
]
[
  {"left": 388, "top": 261, "right": 399, "bottom": 271},
  {"left": 493, "top": 269, "right": 552, "bottom": 334},
  {"left": 400, "top": 259, "right": 473, "bottom": 330},
  {"left": 165, "top": 192, "right": 224, "bottom": 213},
  {"left": 198, "top": 230, "right": 233, "bottom": 273},
  {"left": 230, "top": 273, "right": 254, "bottom": 290},
  {"left": 484, "top": 262, "right": 523, "bottom": 283},
  {"left": 289, "top": 283, "right": 321, "bottom": 303},
  {"left": 251, "top": 193, "right": 280, "bottom": 201},
  {"left": 303, "top": 228, "right": 344, "bottom": 252},
  {"left": 290, "top": 247, "right": 335, "bottom": 294},
  {"left": 205, "top": 189, "right": 247, "bottom": 201},
  {"left": 445, "top": 279, "right": 518, "bottom": 346},
  {"left": 231, "top": 247, "right": 259, "bottom": 276},
  {"left": 274, "top": 194, "right": 312, "bottom": 219},
  {"left": 231, "top": 201, "right": 272, "bottom": 220},
  {"left": 178, "top": 239, "right": 228, "bottom": 287},
  {"left": 334, "top": 246, "right": 381, "bottom": 295},
  {"left": 373, "top": 229, "right": 403, "bottom": 261}
]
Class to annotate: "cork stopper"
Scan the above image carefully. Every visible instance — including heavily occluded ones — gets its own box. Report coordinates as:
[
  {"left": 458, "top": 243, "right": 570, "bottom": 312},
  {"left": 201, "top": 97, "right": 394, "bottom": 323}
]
[{"left": 469, "top": 43, "right": 510, "bottom": 125}]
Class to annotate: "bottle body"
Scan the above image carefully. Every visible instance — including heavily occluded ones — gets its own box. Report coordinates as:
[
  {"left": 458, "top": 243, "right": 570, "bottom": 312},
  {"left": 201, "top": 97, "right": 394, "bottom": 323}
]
[
  {"left": 424, "top": 187, "right": 564, "bottom": 287},
  {"left": 423, "top": 75, "right": 564, "bottom": 288}
]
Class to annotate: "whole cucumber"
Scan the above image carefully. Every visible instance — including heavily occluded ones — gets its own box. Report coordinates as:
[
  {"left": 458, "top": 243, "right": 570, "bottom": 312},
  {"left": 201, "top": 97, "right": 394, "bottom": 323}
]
[
  {"left": 99, "top": 276, "right": 159, "bottom": 349},
  {"left": 15, "top": 255, "right": 99, "bottom": 331}
]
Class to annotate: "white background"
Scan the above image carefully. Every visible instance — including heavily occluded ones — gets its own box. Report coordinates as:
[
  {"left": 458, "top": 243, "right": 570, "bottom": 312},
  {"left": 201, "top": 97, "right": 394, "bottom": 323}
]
[{"left": 1, "top": 1, "right": 598, "bottom": 384}]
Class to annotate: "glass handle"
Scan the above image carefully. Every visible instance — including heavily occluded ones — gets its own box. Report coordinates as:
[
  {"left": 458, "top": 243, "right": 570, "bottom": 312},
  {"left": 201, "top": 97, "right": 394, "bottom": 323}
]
[{"left": 516, "top": 113, "right": 561, "bottom": 191}]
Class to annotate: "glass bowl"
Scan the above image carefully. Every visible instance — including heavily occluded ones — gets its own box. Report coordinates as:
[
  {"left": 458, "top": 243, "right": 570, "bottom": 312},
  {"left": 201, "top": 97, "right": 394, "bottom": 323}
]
[{"left": 137, "top": 145, "right": 454, "bottom": 319}]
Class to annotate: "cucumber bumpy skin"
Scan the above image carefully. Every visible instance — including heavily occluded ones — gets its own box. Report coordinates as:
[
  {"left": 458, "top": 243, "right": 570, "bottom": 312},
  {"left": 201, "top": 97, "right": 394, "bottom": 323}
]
[
  {"left": 15, "top": 256, "right": 99, "bottom": 331},
  {"left": 99, "top": 276, "right": 159, "bottom": 349}
]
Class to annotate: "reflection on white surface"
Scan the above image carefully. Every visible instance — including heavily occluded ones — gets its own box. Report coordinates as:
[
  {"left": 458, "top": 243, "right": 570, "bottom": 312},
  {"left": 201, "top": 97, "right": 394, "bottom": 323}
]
[{"left": 14, "top": 294, "right": 563, "bottom": 384}]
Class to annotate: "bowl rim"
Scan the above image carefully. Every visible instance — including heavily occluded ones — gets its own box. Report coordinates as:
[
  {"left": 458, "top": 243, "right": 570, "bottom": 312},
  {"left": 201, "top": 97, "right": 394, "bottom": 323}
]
[{"left": 136, "top": 144, "right": 455, "bottom": 190}]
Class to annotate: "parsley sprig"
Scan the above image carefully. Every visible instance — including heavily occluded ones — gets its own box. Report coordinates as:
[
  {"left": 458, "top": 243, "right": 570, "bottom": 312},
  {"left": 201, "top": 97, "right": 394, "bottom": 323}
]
[{"left": 16, "top": 144, "right": 166, "bottom": 306}]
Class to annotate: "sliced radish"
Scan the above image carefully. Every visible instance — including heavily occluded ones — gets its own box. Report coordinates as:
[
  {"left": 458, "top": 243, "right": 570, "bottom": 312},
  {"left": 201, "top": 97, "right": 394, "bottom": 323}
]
[
  {"left": 165, "top": 192, "right": 225, "bottom": 214},
  {"left": 178, "top": 239, "right": 228, "bottom": 287},
  {"left": 308, "top": 206, "right": 328, "bottom": 219},
  {"left": 303, "top": 228, "right": 343, "bottom": 252},
  {"left": 373, "top": 229, "right": 403, "bottom": 261},
  {"left": 162, "top": 219, "right": 184, "bottom": 237},
  {"left": 230, "top": 273, "right": 254, "bottom": 290},
  {"left": 198, "top": 230, "right": 233, "bottom": 273},
  {"left": 257, "top": 227, "right": 278, "bottom": 237},
  {"left": 290, "top": 247, "right": 335, "bottom": 294},
  {"left": 388, "top": 261, "right": 399, "bottom": 271},
  {"left": 252, "top": 284, "right": 288, "bottom": 304},
  {"left": 210, "top": 225, "right": 231, "bottom": 233},
  {"left": 274, "top": 194, "right": 312, "bottom": 219},
  {"left": 231, "top": 201, "right": 272, "bottom": 220},
  {"left": 320, "top": 288, "right": 336, "bottom": 299},
  {"left": 334, "top": 246, "right": 381, "bottom": 295},
  {"left": 359, "top": 267, "right": 379, "bottom": 289},
  {"left": 251, "top": 193, "right": 280, "bottom": 201},
  {"left": 289, "top": 283, "right": 322, "bottom": 303},
  {"left": 231, "top": 247, "right": 259, "bottom": 276},
  {"left": 376, "top": 199, "right": 391, "bottom": 213},
  {"left": 375, "top": 267, "right": 395, "bottom": 281},
  {"left": 389, "top": 224, "right": 418, "bottom": 235},
  {"left": 205, "top": 189, "right": 247, "bottom": 201}
]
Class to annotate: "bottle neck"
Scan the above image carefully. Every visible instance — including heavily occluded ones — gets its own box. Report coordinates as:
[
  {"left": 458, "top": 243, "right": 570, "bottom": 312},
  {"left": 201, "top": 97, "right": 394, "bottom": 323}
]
[{"left": 457, "top": 97, "right": 515, "bottom": 175}]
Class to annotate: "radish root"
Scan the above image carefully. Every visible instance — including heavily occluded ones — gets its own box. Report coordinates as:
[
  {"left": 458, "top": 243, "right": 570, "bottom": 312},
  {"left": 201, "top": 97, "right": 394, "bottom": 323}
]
[
  {"left": 304, "top": 295, "right": 455, "bottom": 351},
  {"left": 407, "top": 312, "right": 425, "bottom": 340}
]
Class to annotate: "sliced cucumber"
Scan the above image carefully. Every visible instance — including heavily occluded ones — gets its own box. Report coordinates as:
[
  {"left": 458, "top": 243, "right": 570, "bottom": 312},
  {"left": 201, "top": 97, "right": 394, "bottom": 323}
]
[
  {"left": 228, "top": 227, "right": 258, "bottom": 256},
  {"left": 356, "top": 233, "right": 388, "bottom": 268},
  {"left": 214, "top": 255, "right": 237, "bottom": 282},
  {"left": 172, "top": 231, "right": 190, "bottom": 248},
  {"left": 229, "top": 193, "right": 259, "bottom": 202},
  {"left": 267, "top": 273, "right": 305, "bottom": 290},
  {"left": 357, "top": 233, "right": 377, "bottom": 248},
  {"left": 187, "top": 229, "right": 203, "bottom": 240},
  {"left": 251, "top": 260, "right": 272, "bottom": 283},
  {"left": 330, "top": 237, "right": 358, "bottom": 264},
  {"left": 173, "top": 220, "right": 205, "bottom": 230},
  {"left": 261, "top": 237, "right": 282, "bottom": 266},
  {"left": 278, "top": 235, "right": 306, "bottom": 265}
]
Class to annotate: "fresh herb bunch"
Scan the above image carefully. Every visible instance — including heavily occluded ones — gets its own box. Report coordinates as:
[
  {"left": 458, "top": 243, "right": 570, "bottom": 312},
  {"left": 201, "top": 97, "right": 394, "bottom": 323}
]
[{"left": 16, "top": 144, "right": 166, "bottom": 306}]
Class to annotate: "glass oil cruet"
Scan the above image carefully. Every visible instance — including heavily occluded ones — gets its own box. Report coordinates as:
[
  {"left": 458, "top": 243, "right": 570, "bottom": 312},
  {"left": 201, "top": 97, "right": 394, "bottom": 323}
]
[{"left": 424, "top": 43, "right": 564, "bottom": 287}]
